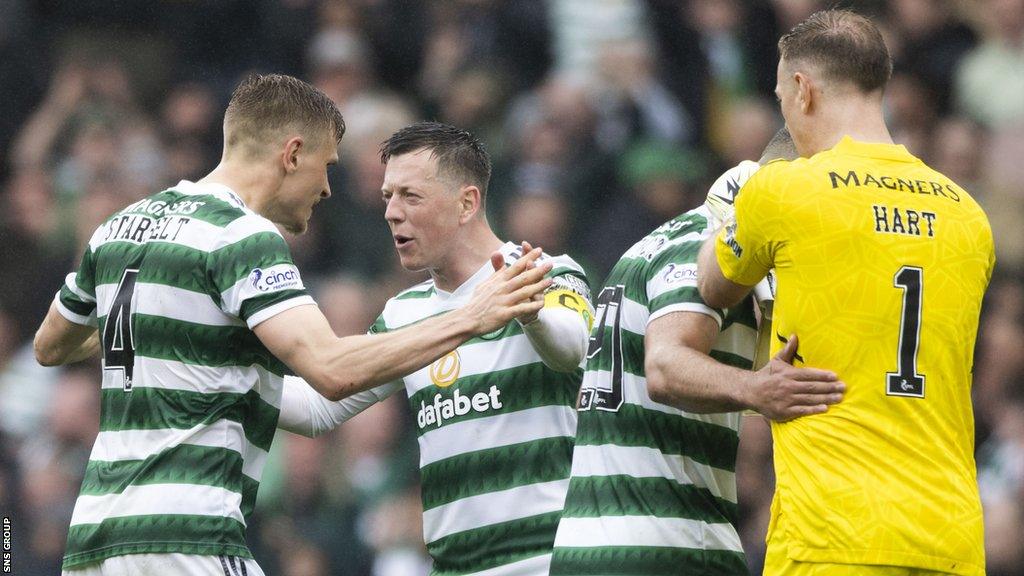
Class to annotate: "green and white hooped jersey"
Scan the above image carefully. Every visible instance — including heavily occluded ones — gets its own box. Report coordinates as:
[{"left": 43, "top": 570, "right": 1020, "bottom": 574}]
[
  {"left": 550, "top": 206, "right": 757, "bottom": 575},
  {"left": 370, "top": 243, "right": 589, "bottom": 576},
  {"left": 55, "top": 181, "right": 313, "bottom": 570}
]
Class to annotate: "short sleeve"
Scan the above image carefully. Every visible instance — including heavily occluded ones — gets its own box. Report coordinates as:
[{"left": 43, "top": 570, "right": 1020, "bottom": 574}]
[
  {"left": 646, "top": 224, "right": 724, "bottom": 327},
  {"left": 544, "top": 258, "right": 594, "bottom": 328},
  {"left": 207, "top": 217, "right": 315, "bottom": 329},
  {"left": 56, "top": 246, "right": 99, "bottom": 327},
  {"left": 714, "top": 167, "right": 779, "bottom": 287}
]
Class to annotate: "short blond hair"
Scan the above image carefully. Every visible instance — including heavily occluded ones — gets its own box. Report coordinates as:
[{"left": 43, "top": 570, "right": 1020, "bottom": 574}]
[{"left": 224, "top": 73, "right": 345, "bottom": 156}]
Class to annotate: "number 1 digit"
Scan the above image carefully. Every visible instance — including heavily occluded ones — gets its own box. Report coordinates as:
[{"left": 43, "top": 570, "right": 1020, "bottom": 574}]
[{"left": 887, "top": 266, "right": 925, "bottom": 397}]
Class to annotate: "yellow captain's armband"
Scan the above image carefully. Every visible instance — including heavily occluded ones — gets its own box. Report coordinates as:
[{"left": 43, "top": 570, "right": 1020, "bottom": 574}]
[{"left": 544, "top": 289, "right": 593, "bottom": 330}]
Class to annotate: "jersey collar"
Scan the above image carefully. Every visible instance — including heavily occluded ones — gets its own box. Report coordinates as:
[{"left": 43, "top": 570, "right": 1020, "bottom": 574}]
[
  {"left": 831, "top": 136, "right": 917, "bottom": 163},
  {"left": 173, "top": 180, "right": 248, "bottom": 209},
  {"left": 433, "top": 241, "right": 519, "bottom": 300}
]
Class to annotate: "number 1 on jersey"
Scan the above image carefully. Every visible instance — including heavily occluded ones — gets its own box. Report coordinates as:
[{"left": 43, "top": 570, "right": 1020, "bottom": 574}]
[
  {"left": 887, "top": 266, "right": 925, "bottom": 398},
  {"left": 103, "top": 268, "right": 139, "bottom": 391}
]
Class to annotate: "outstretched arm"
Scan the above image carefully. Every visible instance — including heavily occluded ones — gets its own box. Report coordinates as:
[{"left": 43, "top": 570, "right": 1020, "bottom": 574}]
[
  {"left": 278, "top": 376, "right": 402, "bottom": 437},
  {"left": 645, "top": 312, "right": 844, "bottom": 421},
  {"left": 255, "top": 248, "right": 552, "bottom": 401}
]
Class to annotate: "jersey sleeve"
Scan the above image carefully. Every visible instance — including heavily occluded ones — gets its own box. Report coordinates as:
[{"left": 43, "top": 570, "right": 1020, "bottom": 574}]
[
  {"left": 543, "top": 255, "right": 594, "bottom": 330},
  {"left": 207, "top": 216, "right": 315, "bottom": 329},
  {"left": 646, "top": 223, "right": 725, "bottom": 327},
  {"left": 55, "top": 245, "right": 99, "bottom": 327},
  {"left": 713, "top": 167, "right": 781, "bottom": 287},
  {"left": 278, "top": 375, "right": 401, "bottom": 437}
]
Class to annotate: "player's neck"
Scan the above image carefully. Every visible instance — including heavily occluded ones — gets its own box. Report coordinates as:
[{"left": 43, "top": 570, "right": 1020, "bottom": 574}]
[
  {"left": 429, "top": 224, "right": 503, "bottom": 293},
  {"left": 199, "top": 159, "right": 279, "bottom": 214},
  {"left": 813, "top": 96, "right": 894, "bottom": 154}
]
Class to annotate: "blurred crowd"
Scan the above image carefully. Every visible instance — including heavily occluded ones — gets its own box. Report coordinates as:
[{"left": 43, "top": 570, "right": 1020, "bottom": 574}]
[{"left": 0, "top": 0, "right": 1022, "bottom": 574}]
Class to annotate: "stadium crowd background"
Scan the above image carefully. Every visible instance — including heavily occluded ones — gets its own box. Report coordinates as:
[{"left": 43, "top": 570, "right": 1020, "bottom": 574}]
[{"left": 0, "top": 0, "right": 1021, "bottom": 574}]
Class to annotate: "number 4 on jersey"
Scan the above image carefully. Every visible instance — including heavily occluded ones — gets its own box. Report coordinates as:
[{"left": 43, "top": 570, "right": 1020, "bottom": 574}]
[{"left": 103, "top": 268, "right": 139, "bottom": 391}]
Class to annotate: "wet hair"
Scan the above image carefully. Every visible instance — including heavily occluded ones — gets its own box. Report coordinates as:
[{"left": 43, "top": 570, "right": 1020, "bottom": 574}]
[
  {"left": 224, "top": 73, "right": 345, "bottom": 155},
  {"left": 778, "top": 9, "right": 892, "bottom": 93},
  {"left": 379, "top": 121, "right": 492, "bottom": 200}
]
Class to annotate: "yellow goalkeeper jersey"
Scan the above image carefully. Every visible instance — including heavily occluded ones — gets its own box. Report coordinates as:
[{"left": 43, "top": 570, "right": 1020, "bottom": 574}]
[{"left": 715, "top": 137, "right": 993, "bottom": 575}]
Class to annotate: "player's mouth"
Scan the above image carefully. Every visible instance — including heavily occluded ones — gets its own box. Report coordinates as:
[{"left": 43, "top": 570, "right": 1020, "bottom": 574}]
[{"left": 394, "top": 234, "right": 414, "bottom": 249}]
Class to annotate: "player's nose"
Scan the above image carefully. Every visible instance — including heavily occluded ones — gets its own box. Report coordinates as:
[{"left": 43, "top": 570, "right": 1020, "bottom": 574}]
[{"left": 384, "top": 197, "right": 403, "bottom": 222}]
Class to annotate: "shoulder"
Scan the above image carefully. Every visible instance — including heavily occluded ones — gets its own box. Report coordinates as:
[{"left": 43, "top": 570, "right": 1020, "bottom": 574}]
[
  {"left": 542, "top": 252, "right": 587, "bottom": 280},
  {"left": 167, "top": 181, "right": 260, "bottom": 234},
  {"left": 671, "top": 205, "right": 716, "bottom": 236},
  {"left": 741, "top": 156, "right": 826, "bottom": 209},
  {"left": 378, "top": 279, "right": 437, "bottom": 329},
  {"left": 211, "top": 212, "right": 284, "bottom": 252},
  {"left": 497, "top": 241, "right": 588, "bottom": 279},
  {"left": 745, "top": 157, "right": 801, "bottom": 189},
  {"left": 196, "top": 197, "right": 251, "bottom": 228},
  {"left": 617, "top": 209, "right": 712, "bottom": 267}
]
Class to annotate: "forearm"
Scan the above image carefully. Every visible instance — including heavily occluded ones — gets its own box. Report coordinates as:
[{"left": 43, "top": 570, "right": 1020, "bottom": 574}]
[
  {"left": 34, "top": 302, "right": 98, "bottom": 366},
  {"left": 310, "top": 309, "right": 477, "bottom": 400},
  {"left": 521, "top": 307, "right": 589, "bottom": 372},
  {"left": 647, "top": 344, "right": 753, "bottom": 413},
  {"left": 647, "top": 327, "right": 846, "bottom": 420},
  {"left": 62, "top": 332, "right": 100, "bottom": 364},
  {"left": 278, "top": 376, "right": 398, "bottom": 437},
  {"left": 262, "top": 249, "right": 551, "bottom": 401}
]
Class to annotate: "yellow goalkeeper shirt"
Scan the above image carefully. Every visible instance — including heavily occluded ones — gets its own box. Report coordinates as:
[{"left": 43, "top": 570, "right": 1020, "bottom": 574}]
[{"left": 714, "top": 137, "right": 993, "bottom": 574}]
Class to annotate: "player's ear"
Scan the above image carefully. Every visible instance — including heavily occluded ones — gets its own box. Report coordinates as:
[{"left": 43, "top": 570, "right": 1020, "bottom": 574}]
[
  {"left": 458, "top": 185, "right": 482, "bottom": 224},
  {"left": 795, "top": 72, "right": 813, "bottom": 114},
  {"left": 282, "top": 136, "right": 303, "bottom": 174}
]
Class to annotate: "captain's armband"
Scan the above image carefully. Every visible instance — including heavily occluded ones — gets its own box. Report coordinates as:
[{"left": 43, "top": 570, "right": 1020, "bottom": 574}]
[{"left": 544, "top": 275, "right": 593, "bottom": 330}]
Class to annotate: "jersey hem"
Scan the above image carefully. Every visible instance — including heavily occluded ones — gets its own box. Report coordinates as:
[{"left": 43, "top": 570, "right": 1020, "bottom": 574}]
[
  {"left": 246, "top": 295, "right": 316, "bottom": 329},
  {"left": 786, "top": 543, "right": 984, "bottom": 576},
  {"left": 648, "top": 302, "right": 723, "bottom": 328},
  {"left": 62, "top": 542, "right": 253, "bottom": 570}
]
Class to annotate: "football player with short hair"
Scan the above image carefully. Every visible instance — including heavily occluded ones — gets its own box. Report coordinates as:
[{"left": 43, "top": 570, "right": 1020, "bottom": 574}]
[
  {"left": 699, "top": 9, "right": 993, "bottom": 576},
  {"left": 34, "top": 76, "right": 549, "bottom": 576},
  {"left": 278, "top": 121, "right": 593, "bottom": 576},
  {"left": 549, "top": 128, "right": 845, "bottom": 575}
]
